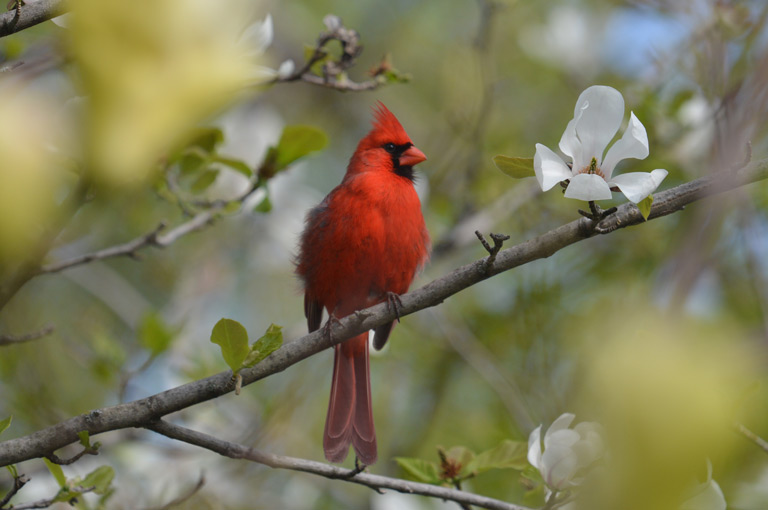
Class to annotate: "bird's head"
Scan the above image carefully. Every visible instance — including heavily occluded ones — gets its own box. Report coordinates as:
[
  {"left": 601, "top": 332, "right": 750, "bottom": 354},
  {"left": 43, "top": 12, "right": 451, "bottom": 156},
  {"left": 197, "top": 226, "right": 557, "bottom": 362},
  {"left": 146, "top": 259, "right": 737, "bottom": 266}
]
[{"left": 350, "top": 102, "right": 427, "bottom": 181}]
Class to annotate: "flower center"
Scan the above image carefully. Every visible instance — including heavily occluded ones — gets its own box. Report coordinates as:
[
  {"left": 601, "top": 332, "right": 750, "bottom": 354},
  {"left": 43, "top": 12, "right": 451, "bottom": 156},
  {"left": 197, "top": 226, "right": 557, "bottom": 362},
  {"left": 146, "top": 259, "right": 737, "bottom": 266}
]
[{"left": 577, "top": 157, "right": 605, "bottom": 179}]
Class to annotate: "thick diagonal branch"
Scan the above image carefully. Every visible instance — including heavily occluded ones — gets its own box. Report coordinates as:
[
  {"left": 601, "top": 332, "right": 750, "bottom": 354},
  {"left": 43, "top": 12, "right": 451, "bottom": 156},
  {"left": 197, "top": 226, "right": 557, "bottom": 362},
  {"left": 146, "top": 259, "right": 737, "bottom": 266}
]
[
  {"left": 0, "top": 159, "right": 766, "bottom": 467},
  {"left": 0, "top": 0, "right": 64, "bottom": 38}
]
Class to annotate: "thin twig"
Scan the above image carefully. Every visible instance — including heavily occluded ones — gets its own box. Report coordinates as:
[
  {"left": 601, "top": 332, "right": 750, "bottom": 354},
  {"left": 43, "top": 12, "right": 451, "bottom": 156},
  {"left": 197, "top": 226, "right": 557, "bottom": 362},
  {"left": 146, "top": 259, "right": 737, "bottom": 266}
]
[
  {"left": 147, "top": 420, "right": 529, "bottom": 510},
  {"left": 45, "top": 445, "right": 99, "bottom": 465},
  {"left": 37, "top": 224, "right": 167, "bottom": 275},
  {"left": 0, "top": 326, "right": 53, "bottom": 347},
  {"left": 0, "top": 473, "right": 28, "bottom": 508},
  {"left": 266, "top": 15, "right": 389, "bottom": 92},
  {"left": 142, "top": 475, "right": 205, "bottom": 510},
  {"left": 0, "top": 160, "right": 766, "bottom": 467},
  {"left": 6, "top": 485, "right": 96, "bottom": 510},
  {"left": 735, "top": 422, "right": 768, "bottom": 454}
]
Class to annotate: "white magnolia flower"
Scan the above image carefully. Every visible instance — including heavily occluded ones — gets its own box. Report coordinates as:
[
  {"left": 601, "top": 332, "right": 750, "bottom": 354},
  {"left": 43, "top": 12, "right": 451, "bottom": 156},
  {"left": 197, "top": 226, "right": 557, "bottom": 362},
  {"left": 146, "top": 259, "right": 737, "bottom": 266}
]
[
  {"left": 528, "top": 413, "right": 604, "bottom": 491},
  {"left": 240, "top": 14, "right": 274, "bottom": 56},
  {"left": 534, "top": 85, "right": 668, "bottom": 204},
  {"left": 680, "top": 461, "right": 726, "bottom": 510}
]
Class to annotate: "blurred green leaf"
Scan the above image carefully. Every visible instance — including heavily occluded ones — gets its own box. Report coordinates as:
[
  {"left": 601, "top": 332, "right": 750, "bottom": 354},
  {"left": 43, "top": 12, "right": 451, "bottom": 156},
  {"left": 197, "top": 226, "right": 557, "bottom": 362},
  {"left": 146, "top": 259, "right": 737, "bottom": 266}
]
[
  {"left": 179, "top": 152, "right": 207, "bottom": 175},
  {"left": 139, "top": 312, "right": 175, "bottom": 356},
  {"left": 244, "top": 324, "right": 283, "bottom": 367},
  {"left": 0, "top": 415, "right": 10, "bottom": 436},
  {"left": 80, "top": 465, "right": 115, "bottom": 495},
  {"left": 253, "top": 192, "right": 272, "bottom": 213},
  {"left": 637, "top": 194, "right": 653, "bottom": 220},
  {"left": 444, "top": 445, "right": 475, "bottom": 474},
  {"left": 77, "top": 430, "right": 91, "bottom": 448},
  {"left": 469, "top": 440, "right": 529, "bottom": 473},
  {"left": 259, "top": 125, "right": 328, "bottom": 181},
  {"left": 44, "top": 458, "right": 67, "bottom": 487},
  {"left": 213, "top": 155, "right": 252, "bottom": 178},
  {"left": 188, "top": 127, "right": 224, "bottom": 153},
  {"left": 394, "top": 457, "right": 441, "bottom": 484},
  {"left": 6, "top": 464, "right": 18, "bottom": 478},
  {"left": 191, "top": 169, "right": 219, "bottom": 193},
  {"left": 210, "top": 318, "right": 249, "bottom": 372},
  {"left": 493, "top": 156, "right": 535, "bottom": 178}
]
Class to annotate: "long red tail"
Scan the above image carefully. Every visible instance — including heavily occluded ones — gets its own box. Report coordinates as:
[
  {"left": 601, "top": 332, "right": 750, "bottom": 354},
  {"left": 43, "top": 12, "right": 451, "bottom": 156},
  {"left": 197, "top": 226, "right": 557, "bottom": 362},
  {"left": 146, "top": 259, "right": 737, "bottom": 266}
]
[{"left": 323, "top": 333, "right": 377, "bottom": 465}]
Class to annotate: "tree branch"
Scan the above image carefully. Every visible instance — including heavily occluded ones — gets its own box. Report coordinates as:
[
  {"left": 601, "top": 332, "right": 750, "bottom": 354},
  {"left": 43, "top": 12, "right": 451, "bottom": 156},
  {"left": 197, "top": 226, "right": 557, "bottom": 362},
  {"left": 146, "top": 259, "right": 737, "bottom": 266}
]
[
  {"left": 267, "top": 15, "right": 391, "bottom": 92},
  {"left": 0, "top": 160, "right": 766, "bottom": 467},
  {"left": 0, "top": 326, "right": 53, "bottom": 347},
  {"left": 0, "top": 0, "right": 64, "bottom": 39},
  {"left": 147, "top": 420, "right": 530, "bottom": 510}
]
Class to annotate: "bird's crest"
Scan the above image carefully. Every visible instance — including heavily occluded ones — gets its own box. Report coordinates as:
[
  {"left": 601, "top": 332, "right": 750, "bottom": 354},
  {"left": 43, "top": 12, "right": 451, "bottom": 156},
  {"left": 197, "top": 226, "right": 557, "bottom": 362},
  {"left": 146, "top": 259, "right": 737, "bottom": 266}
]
[{"left": 370, "top": 102, "right": 410, "bottom": 145}]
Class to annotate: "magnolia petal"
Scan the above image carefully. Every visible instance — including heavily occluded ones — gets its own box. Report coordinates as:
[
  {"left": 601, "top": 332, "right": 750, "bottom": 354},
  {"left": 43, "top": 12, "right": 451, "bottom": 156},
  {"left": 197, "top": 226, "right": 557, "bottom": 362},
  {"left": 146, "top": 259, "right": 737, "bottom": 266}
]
[
  {"left": 680, "top": 479, "right": 727, "bottom": 510},
  {"left": 564, "top": 173, "right": 612, "bottom": 201},
  {"left": 528, "top": 425, "right": 543, "bottom": 469},
  {"left": 608, "top": 169, "right": 668, "bottom": 204},
  {"left": 241, "top": 14, "right": 274, "bottom": 54},
  {"left": 540, "top": 444, "right": 579, "bottom": 490},
  {"left": 534, "top": 144, "right": 573, "bottom": 191},
  {"left": 558, "top": 119, "right": 583, "bottom": 168},
  {"left": 573, "top": 86, "right": 624, "bottom": 166},
  {"left": 602, "top": 112, "right": 650, "bottom": 178},
  {"left": 545, "top": 428, "right": 581, "bottom": 450}
]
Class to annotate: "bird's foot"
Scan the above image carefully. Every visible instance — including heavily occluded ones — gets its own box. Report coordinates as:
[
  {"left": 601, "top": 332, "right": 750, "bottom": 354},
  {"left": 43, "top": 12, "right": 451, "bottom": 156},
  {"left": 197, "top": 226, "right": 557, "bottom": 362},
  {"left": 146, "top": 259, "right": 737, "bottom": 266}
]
[
  {"left": 341, "top": 457, "right": 367, "bottom": 479},
  {"left": 578, "top": 201, "right": 617, "bottom": 223},
  {"left": 385, "top": 292, "right": 404, "bottom": 323},
  {"left": 321, "top": 314, "right": 343, "bottom": 343}
]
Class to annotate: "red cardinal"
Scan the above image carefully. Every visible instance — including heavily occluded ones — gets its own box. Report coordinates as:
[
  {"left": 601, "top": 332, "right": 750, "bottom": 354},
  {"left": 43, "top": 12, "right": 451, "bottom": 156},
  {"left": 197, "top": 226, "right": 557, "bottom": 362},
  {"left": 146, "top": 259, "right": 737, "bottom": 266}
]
[{"left": 296, "top": 103, "right": 430, "bottom": 465}]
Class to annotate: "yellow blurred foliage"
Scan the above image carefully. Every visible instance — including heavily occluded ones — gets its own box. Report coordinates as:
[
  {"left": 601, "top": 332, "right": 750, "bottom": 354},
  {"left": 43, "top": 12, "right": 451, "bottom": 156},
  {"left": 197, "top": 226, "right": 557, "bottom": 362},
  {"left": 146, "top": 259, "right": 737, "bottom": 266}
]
[
  {"left": 0, "top": 92, "right": 64, "bottom": 268},
  {"left": 67, "top": 0, "right": 262, "bottom": 185},
  {"left": 573, "top": 302, "right": 758, "bottom": 510}
]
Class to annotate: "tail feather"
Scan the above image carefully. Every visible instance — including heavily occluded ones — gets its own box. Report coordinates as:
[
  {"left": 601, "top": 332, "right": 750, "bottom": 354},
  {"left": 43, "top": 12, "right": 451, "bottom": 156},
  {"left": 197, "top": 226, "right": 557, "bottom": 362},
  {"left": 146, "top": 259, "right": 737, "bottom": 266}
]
[{"left": 323, "top": 333, "right": 378, "bottom": 465}]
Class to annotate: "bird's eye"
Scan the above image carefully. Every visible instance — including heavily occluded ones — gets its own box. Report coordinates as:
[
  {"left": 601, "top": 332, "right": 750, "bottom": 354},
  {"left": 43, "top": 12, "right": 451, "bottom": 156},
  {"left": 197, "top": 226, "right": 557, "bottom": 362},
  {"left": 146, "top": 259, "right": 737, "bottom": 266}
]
[{"left": 383, "top": 143, "right": 396, "bottom": 153}]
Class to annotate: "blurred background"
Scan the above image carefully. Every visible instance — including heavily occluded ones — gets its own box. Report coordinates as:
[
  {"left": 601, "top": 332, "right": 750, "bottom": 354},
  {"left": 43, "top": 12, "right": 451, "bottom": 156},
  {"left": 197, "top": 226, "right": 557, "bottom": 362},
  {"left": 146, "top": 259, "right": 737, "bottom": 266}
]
[{"left": 1, "top": 0, "right": 768, "bottom": 509}]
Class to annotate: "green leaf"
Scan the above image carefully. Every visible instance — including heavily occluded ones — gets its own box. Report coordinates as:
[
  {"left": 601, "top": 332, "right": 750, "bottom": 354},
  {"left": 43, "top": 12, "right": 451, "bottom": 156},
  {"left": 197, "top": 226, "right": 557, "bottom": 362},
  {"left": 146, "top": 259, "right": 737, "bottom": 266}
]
[
  {"left": 469, "top": 440, "right": 529, "bottom": 473},
  {"left": 213, "top": 155, "right": 252, "bottom": 178},
  {"left": 394, "top": 457, "right": 441, "bottom": 484},
  {"left": 445, "top": 446, "right": 475, "bottom": 475},
  {"left": 191, "top": 169, "right": 219, "bottom": 193},
  {"left": 188, "top": 127, "right": 224, "bottom": 153},
  {"left": 77, "top": 431, "right": 91, "bottom": 448},
  {"left": 138, "top": 312, "right": 175, "bottom": 356},
  {"left": 273, "top": 125, "right": 328, "bottom": 172},
  {"left": 637, "top": 194, "right": 653, "bottom": 220},
  {"left": 243, "top": 324, "right": 283, "bottom": 367},
  {"left": 44, "top": 458, "right": 67, "bottom": 487},
  {"left": 178, "top": 152, "right": 207, "bottom": 175},
  {"left": 6, "top": 464, "right": 18, "bottom": 478},
  {"left": 210, "top": 318, "right": 249, "bottom": 372},
  {"left": 253, "top": 192, "right": 272, "bottom": 213},
  {"left": 81, "top": 466, "right": 114, "bottom": 495},
  {"left": 493, "top": 155, "right": 536, "bottom": 178},
  {"left": 0, "top": 415, "right": 10, "bottom": 436}
]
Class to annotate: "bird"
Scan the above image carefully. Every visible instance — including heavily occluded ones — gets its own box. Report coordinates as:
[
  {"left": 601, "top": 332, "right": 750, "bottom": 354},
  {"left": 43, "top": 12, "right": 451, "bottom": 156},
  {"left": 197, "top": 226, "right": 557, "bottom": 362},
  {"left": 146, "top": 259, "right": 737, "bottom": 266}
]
[{"left": 295, "top": 103, "right": 430, "bottom": 465}]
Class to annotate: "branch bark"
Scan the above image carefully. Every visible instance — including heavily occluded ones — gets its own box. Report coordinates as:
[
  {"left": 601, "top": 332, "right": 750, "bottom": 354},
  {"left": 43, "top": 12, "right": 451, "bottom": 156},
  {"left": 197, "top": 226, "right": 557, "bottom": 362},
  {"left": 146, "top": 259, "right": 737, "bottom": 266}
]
[
  {"left": 0, "top": 326, "right": 53, "bottom": 347},
  {"left": 0, "top": 159, "right": 766, "bottom": 468},
  {"left": 0, "top": 0, "right": 64, "bottom": 39},
  {"left": 148, "top": 420, "right": 530, "bottom": 510}
]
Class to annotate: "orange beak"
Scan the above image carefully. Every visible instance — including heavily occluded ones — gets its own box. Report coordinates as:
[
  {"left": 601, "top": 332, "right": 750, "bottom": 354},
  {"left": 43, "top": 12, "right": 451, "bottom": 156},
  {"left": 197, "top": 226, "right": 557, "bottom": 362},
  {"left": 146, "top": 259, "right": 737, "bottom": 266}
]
[{"left": 399, "top": 146, "right": 427, "bottom": 167}]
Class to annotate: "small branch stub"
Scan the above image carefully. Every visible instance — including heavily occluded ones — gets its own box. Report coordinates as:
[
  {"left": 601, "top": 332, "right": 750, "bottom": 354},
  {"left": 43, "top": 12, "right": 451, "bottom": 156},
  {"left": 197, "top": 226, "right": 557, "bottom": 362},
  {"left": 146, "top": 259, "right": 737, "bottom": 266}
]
[{"left": 475, "top": 230, "right": 510, "bottom": 271}]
